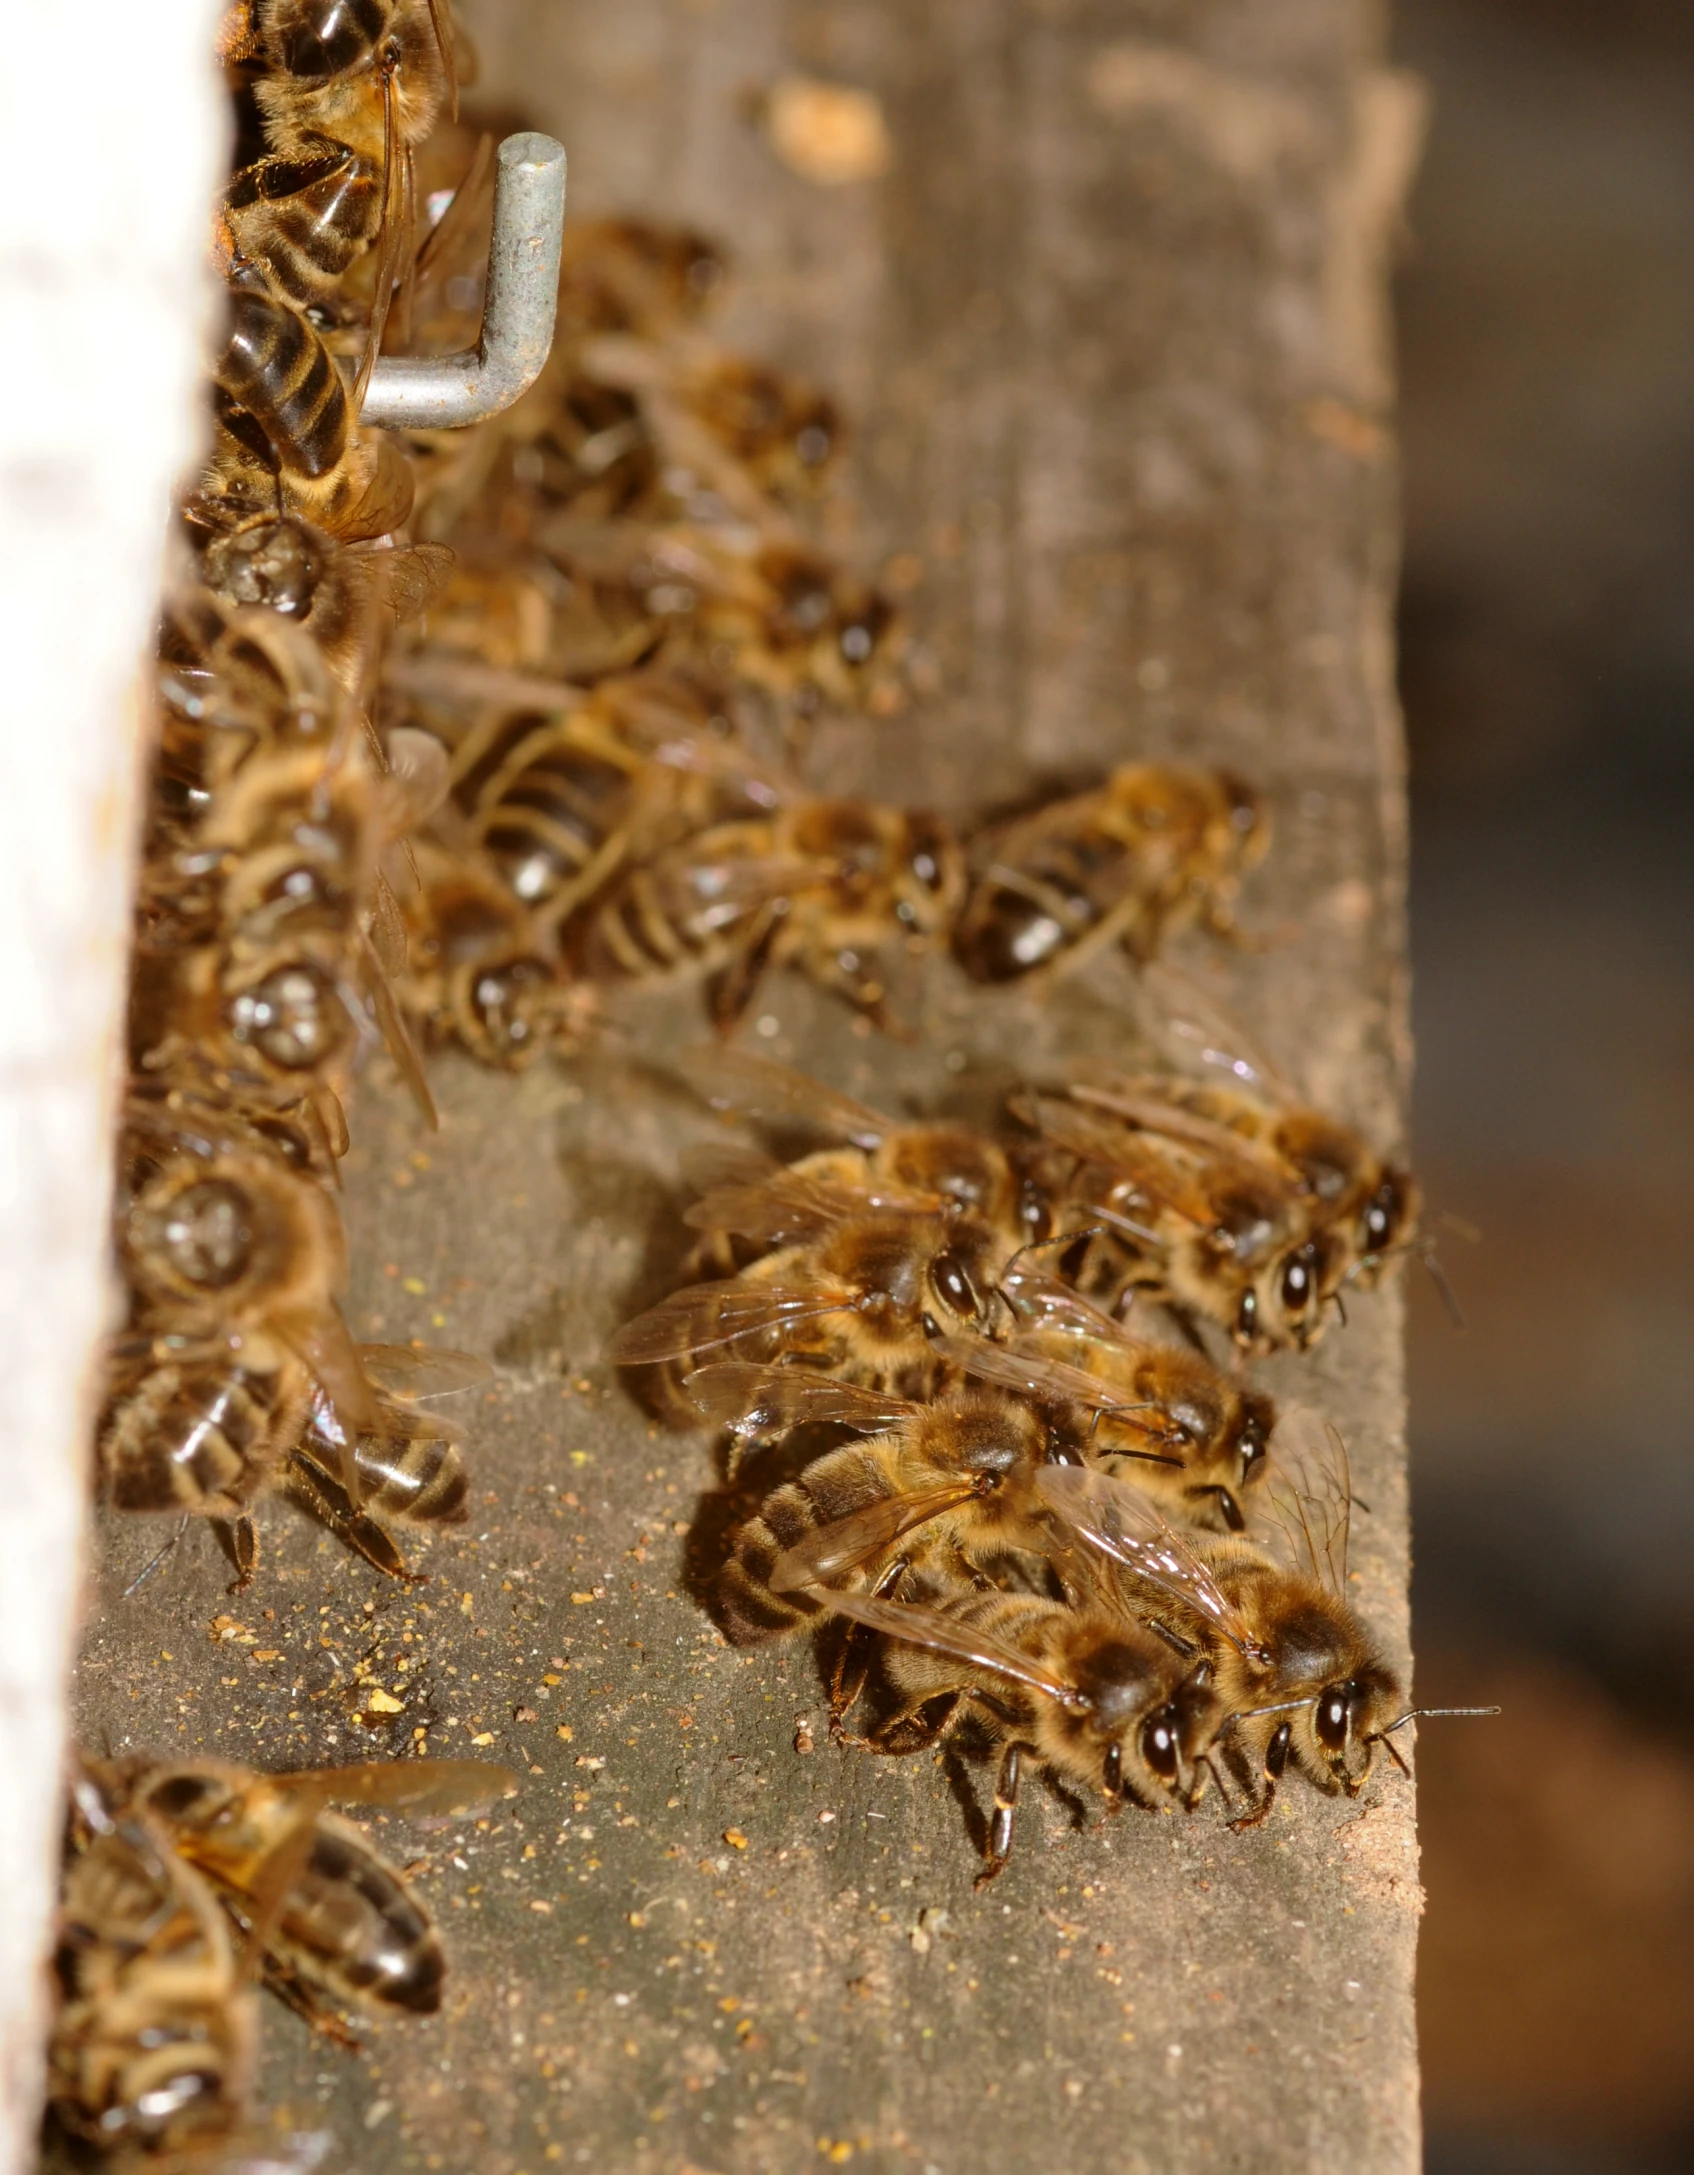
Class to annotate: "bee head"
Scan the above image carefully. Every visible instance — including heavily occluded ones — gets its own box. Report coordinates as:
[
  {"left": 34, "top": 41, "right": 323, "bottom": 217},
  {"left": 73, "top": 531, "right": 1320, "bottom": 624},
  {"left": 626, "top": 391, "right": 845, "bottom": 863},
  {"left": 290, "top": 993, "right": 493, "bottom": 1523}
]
[
  {"left": 1357, "top": 1166, "right": 1419, "bottom": 1270},
  {"left": 1310, "top": 1661, "right": 1402, "bottom": 1793}
]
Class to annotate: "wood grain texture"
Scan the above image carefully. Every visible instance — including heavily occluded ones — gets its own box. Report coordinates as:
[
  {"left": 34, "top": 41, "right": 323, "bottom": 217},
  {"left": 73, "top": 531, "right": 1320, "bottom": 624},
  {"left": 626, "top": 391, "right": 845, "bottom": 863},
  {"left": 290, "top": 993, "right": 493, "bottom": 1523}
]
[{"left": 68, "top": 2, "right": 1426, "bottom": 2168}]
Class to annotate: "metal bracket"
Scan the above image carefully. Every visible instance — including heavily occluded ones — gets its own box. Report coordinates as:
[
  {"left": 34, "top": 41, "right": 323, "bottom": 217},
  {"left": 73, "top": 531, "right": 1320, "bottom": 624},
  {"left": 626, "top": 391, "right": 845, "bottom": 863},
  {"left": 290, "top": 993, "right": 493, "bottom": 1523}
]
[{"left": 359, "top": 131, "right": 567, "bottom": 433}]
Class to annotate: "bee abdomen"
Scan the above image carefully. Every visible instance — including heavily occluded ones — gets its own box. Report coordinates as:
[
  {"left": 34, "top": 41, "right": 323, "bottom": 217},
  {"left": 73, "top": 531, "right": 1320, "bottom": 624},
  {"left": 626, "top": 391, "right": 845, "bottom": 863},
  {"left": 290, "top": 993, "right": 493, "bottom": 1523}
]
[
  {"left": 286, "top": 1824, "right": 444, "bottom": 2014},
  {"left": 218, "top": 290, "right": 349, "bottom": 483},
  {"left": 352, "top": 1430, "right": 469, "bottom": 1525},
  {"left": 225, "top": 148, "right": 383, "bottom": 298},
  {"left": 99, "top": 1369, "right": 278, "bottom": 1516}
]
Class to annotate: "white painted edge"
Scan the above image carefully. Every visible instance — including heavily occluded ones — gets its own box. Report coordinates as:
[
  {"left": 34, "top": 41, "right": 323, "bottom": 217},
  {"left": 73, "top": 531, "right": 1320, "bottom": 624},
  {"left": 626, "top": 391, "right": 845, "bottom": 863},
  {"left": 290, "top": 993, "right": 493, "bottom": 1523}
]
[{"left": 0, "top": 8, "right": 227, "bottom": 2166}]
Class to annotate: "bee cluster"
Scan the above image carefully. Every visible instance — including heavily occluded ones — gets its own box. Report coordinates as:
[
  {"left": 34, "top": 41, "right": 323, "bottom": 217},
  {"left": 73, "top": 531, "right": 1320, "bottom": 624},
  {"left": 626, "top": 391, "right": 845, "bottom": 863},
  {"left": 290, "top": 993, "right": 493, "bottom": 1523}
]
[
  {"left": 52, "top": 0, "right": 1445, "bottom": 2161},
  {"left": 611, "top": 1043, "right": 1431, "bottom": 1883}
]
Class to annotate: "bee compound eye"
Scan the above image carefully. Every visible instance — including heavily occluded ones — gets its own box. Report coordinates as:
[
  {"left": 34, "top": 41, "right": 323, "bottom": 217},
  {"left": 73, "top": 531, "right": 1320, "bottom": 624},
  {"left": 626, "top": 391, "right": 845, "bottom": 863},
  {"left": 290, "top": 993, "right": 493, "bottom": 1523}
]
[
  {"left": 1279, "top": 1248, "right": 1315, "bottom": 1315},
  {"left": 929, "top": 1248, "right": 983, "bottom": 1322},
  {"left": 156, "top": 1180, "right": 255, "bottom": 1290},
  {"left": 1101, "top": 1741, "right": 1123, "bottom": 1796},
  {"left": 1236, "top": 1286, "right": 1259, "bottom": 1341},
  {"left": 1237, "top": 1416, "right": 1268, "bottom": 1476},
  {"left": 1316, "top": 1684, "right": 1354, "bottom": 1753},
  {"left": 1140, "top": 1711, "right": 1180, "bottom": 1782}
]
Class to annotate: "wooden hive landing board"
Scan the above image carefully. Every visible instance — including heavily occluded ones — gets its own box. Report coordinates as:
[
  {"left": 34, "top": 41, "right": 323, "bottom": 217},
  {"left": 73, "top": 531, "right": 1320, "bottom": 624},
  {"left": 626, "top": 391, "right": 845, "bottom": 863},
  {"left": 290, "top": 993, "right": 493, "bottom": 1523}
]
[{"left": 69, "top": 3, "right": 1426, "bottom": 2169}]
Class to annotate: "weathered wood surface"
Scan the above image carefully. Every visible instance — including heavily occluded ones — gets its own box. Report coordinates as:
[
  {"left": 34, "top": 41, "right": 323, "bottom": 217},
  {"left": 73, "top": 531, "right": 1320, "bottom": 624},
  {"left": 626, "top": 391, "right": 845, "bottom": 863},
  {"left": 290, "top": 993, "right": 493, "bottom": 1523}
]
[{"left": 68, "top": 3, "right": 1425, "bottom": 2170}]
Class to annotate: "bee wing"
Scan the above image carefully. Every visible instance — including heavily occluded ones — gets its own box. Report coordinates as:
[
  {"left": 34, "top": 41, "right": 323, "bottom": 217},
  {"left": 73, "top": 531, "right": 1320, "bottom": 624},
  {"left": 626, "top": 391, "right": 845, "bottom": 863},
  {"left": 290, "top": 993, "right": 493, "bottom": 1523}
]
[
  {"left": 678, "top": 1139, "right": 783, "bottom": 1197},
  {"left": 997, "top": 1260, "right": 1127, "bottom": 1338},
  {"left": 819, "top": 1590, "right": 1079, "bottom": 1706},
  {"left": 1014, "top": 1093, "right": 1213, "bottom": 1228},
  {"left": 355, "top": 1343, "right": 493, "bottom": 1401},
  {"left": 929, "top": 1332, "right": 1129, "bottom": 1415},
  {"left": 1034, "top": 1466, "right": 1270, "bottom": 1663},
  {"left": 682, "top": 1362, "right": 919, "bottom": 1436},
  {"left": 351, "top": 72, "right": 409, "bottom": 408},
  {"left": 366, "top": 868, "right": 410, "bottom": 980},
  {"left": 423, "top": 0, "right": 458, "bottom": 118},
  {"left": 275, "top": 1305, "right": 378, "bottom": 1444},
  {"left": 769, "top": 1483, "right": 983, "bottom": 1592},
  {"left": 383, "top": 726, "right": 452, "bottom": 840},
  {"left": 1261, "top": 1406, "right": 1354, "bottom": 1597},
  {"left": 1135, "top": 962, "right": 1298, "bottom": 1104},
  {"left": 286, "top": 1759, "right": 519, "bottom": 1813},
  {"left": 683, "top": 1166, "right": 939, "bottom": 1245},
  {"left": 358, "top": 929, "right": 439, "bottom": 1132},
  {"left": 605, "top": 1278, "right": 856, "bottom": 1364},
  {"left": 686, "top": 1046, "right": 891, "bottom": 1150},
  {"left": 1068, "top": 1076, "right": 1280, "bottom": 1170}
]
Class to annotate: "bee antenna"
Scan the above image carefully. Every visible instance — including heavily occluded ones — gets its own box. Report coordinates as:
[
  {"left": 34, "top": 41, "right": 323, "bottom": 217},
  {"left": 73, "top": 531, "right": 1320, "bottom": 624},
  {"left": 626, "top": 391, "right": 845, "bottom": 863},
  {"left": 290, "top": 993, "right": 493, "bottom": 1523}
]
[
  {"left": 122, "top": 1515, "right": 191, "bottom": 1599},
  {"left": 1375, "top": 1705, "right": 1501, "bottom": 1739},
  {"left": 1417, "top": 1242, "right": 1467, "bottom": 1331}
]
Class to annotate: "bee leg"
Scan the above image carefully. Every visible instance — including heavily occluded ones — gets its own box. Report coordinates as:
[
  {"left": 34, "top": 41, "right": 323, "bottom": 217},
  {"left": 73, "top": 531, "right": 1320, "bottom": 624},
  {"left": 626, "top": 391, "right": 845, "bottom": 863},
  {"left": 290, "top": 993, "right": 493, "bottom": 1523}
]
[
  {"left": 1227, "top": 1720, "right": 1292, "bottom": 1833},
  {"left": 211, "top": 1515, "right": 259, "bottom": 1593},
  {"left": 975, "top": 1740, "right": 1028, "bottom": 1889},
  {"left": 828, "top": 1555, "right": 910, "bottom": 1739},
  {"left": 705, "top": 903, "right": 787, "bottom": 1032},
  {"left": 279, "top": 1453, "right": 418, "bottom": 1582},
  {"left": 806, "top": 947, "right": 903, "bottom": 1039},
  {"left": 840, "top": 1691, "right": 961, "bottom": 1757},
  {"left": 259, "top": 1956, "right": 364, "bottom": 2054}
]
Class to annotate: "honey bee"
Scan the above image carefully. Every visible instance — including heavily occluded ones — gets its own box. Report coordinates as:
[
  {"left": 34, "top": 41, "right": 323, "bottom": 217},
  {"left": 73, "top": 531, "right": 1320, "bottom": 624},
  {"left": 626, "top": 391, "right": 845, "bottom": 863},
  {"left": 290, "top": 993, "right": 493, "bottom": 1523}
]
[
  {"left": 953, "top": 764, "right": 1269, "bottom": 982},
  {"left": 812, "top": 1573, "right": 1219, "bottom": 1884},
  {"left": 536, "top": 519, "right": 905, "bottom": 719},
  {"left": 574, "top": 797, "right": 962, "bottom": 1031},
  {"left": 396, "top": 837, "right": 590, "bottom": 1066},
  {"left": 1034, "top": 1440, "right": 1411, "bottom": 1826},
  {"left": 688, "top": 1368, "right": 1081, "bottom": 1648},
  {"left": 87, "top": 1754, "right": 513, "bottom": 2042},
  {"left": 420, "top": 668, "right": 781, "bottom": 933},
  {"left": 574, "top": 331, "right": 843, "bottom": 509},
  {"left": 99, "top": 1332, "right": 483, "bottom": 1587},
  {"left": 226, "top": 0, "right": 458, "bottom": 388},
  {"left": 49, "top": 1768, "right": 257, "bottom": 2164},
  {"left": 606, "top": 1172, "right": 1012, "bottom": 1400},
  {"left": 933, "top": 1305, "right": 1276, "bottom": 1532},
  {"left": 192, "top": 511, "right": 452, "bottom": 695},
  {"left": 1067, "top": 1064, "right": 1422, "bottom": 1312},
  {"left": 280, "top": 1340, "right": 489, "bottom": 1578},
  {"left": 683, "top": 1048, "right": 1060, "bottom": 1257},
  {"left": 205, "top": 289, "right": 415, "bottom": 543},
  {"left": 1012, "top": 1086, "right": 1343, "bottom": 1355}
]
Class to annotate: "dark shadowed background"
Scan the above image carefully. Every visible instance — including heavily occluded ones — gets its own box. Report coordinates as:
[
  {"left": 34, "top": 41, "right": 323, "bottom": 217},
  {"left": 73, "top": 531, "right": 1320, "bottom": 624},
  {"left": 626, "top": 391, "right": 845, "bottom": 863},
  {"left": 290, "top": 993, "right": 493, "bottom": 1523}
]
[{"left": 1394, "top": 2, "right": 1694, "bottom": 2168}]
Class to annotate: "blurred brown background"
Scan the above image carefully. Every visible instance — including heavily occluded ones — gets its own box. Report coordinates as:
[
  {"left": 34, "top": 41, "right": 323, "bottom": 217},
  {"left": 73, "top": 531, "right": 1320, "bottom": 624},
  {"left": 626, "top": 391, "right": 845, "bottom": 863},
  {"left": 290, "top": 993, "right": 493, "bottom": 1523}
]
[{"left": 1394, "top": 1, "right": 1694, "bottom": 2168}]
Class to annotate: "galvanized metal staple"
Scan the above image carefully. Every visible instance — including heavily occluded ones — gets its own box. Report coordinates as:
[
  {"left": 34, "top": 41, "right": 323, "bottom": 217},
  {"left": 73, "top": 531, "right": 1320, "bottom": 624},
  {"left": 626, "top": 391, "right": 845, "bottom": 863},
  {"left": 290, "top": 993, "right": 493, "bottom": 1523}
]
[{"left": 359, "top": 130, "right": 567, "bottom": 432}]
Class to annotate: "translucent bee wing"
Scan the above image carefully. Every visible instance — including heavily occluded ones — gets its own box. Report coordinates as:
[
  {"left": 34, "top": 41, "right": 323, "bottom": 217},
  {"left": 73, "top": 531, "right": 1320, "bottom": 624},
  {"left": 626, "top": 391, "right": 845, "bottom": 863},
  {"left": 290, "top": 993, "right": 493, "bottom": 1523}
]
[
  {"left": 994, "top": 1259, "right": 1124, "bottom": 1338},
  {"left": 1068, "top": 1077, "right": 1280, "bottom": 1171},
  {"left": 1134, "top": 961, "right": 1298, "bottom": 1104},
  {"left": 929, "top": 1333, "right": 1134, "bottom": 1416},
  {"left": 366, "top": 869, "right": 410, "bottom": 980},
  {"left": 351, "top": 73, "right": 409, "bottom": 409},
  {"left": 681, "top": 1362, "right": 918, "bottom": 1436},
  {"left": 358, "top": 929, "right": 439, "bottom": 1132},
  {"left": 423, "top": 0, "right": 458, "bottom": 118},
  {"left": 683, "top": 1166, "right": 939, "bottom": 1246},
  {"left": 769, "top": 1483, "right": 982, "bottom": 1592},
  {"left": 282, "top": 1758, "right": 519, "bottom": 1813},
  {"left": 819, "top": 1590, "right": 1080, "bottom": 1706},
  {"left": 1013, "top": 1094, "right": 1214, "bottom": 1231},
  {"left": 678, "top": 1139, "right": 783, "bottom": 1198},
  {"left": 605, "top": 1278, "right": 858, "bottom": 1364},
  {"left": 685, "top": 1046, "right": 891, "bottom": 1150},
  {"left": 355, "top": 1343, "right": 494, "bottom": 1401},
  {"left": 276, "top": 1305, "right": 378, "bottom": 1449},
  {"left": 1033, "top": 1466, "right": 1271, "bottom": 1664},
  {"left": 383, "top": 722, "right": 452, "bottom": 835},
  {"left": 1261, "top": 1406, "right": 1354, "bottom": 1597}
]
